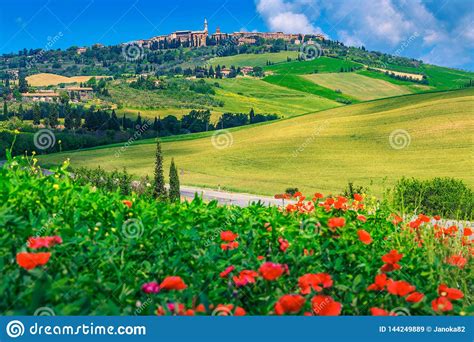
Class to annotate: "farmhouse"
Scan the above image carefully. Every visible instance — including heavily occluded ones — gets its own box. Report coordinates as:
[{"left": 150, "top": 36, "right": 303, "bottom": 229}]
[
  {"left": 65, "top": 86, "right": 93, "bottom": 100},
  {"left": 22, "top": 92, "right": 59, "bottom": 103}
]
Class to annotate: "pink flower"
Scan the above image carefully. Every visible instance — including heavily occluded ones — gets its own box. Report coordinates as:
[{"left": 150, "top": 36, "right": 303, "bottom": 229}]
[{"left": 141, "top": 282, "right": 160, "bottom": 294}]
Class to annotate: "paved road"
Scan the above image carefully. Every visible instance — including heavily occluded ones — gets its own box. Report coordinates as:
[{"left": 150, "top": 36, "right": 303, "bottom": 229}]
[{"left": 179, "top": 185, "right": 288, "bottom": 207}]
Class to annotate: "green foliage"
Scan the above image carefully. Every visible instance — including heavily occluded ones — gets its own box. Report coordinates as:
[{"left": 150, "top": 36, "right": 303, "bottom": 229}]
[
  {"left": 153, "top": 138, "right": 166, "bottom": 199},
  {"left": 392, "top": 177, "right": 473, "bottom": 220},
  {"left": 169, "top": 158, "right": 180, "bottom": 202},
  {"left": 0, "top": 157, "right": 471, "bottom": 315}
]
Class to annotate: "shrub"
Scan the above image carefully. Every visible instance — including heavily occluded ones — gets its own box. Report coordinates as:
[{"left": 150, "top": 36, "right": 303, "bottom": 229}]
[
  {"left": 0, "top": 157, "right": 471, "bottom": 316},
  {"left": 392, "top": 177, "right": 473, "bottom": 220}
]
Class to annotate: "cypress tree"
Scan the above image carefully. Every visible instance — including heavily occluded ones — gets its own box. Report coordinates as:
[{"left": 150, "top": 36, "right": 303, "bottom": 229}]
[
  {"left": 33, "top": 104, "right": 41, "bottom": 125},
  {"left": 153, "top": 138, "right": 166, "bottom": 199},
  {"left": 169, "top": 158, "right": 180, "bottom": 202}
]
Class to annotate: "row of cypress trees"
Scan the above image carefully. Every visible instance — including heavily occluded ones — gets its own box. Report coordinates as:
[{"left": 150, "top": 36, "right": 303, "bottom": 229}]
[{"left": 153, "top": 138, "right": 180, "bottom": 201}]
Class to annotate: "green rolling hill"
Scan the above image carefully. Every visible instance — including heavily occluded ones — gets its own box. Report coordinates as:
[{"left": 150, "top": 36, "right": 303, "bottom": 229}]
[{"left": 40, "top": 88, "right": 474, "bottom": 196}]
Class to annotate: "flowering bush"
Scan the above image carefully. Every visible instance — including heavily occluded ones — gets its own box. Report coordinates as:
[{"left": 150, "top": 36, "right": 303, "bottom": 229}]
[{"left": 0, "top": 157, "right": 471, "bottom": 316}]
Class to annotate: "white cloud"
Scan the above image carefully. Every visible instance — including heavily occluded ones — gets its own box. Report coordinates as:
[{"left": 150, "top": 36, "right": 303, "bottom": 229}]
[
  {"left": 254, "top": 0, "right": 474, "bottom": 69},
  {"left": 256, "top": 0, "right": 325, "bottom": 34}
]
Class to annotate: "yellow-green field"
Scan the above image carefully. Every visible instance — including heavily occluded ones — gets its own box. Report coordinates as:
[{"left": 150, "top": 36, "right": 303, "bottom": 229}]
[
  {"left": 208, "top": 51, "right": 299, "bottom": 68},
  {"left": 303, "top": 73, "right": 412, "bottom": 100},
  {"left": 40, "top": 88, "right": 474, "bottom": 196},
  {"left": 26, "top": 73, "right": 108, "bottom": 86},
  {"left": 212, "top": 77, "right": 340, "bottom": 116}
]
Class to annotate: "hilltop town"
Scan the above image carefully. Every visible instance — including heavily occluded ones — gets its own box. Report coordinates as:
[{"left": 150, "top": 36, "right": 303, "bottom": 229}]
[{"left": 121, "top": 18, "right": 325, "bottom": 49}]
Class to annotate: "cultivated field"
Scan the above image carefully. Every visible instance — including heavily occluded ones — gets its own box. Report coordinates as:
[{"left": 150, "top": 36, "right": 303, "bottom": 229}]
[
  {"left": 26, "top": 73, "right": 107, "bottom": 86},
  {"left": 263, "top": 74, "right": 358, "bottom": 102},
  {"left": 40, "top": 88, "right": 474, "bottom": 196},
  {"left": 208, "top": 51, "right": 299, "bottom": 68},
  {"left": 303, "top": 73, "right": 412, "bottom": 100},
  {"left": 264, "top": 56, "right": 363, "bottom": 75},
  {"left": 212, "top": 77, "right": 340, "bottom": 116}
]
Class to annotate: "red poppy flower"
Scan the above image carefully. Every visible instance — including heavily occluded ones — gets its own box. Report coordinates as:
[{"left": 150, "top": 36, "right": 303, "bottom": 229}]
[
  {"left": 357, "top": 229, "right": 372, "bottom": 244},
  {"left": 159, "top": 276, "right": 187, "bottom": 290},
  {"left": 380, "top": 250, "right": 403, "bottom": 272},
  {"left": 234, "top": 306, "right": 246, "bottom": 316},
  {"left": 464, "top": 227, "right": 472, "bottom": 236},
  {"left": 391, "top": 214, "right": 403, "bottom": 225},
  {"left": 274, "top": 295, "right": 305, "bottom": 315},
  {"left": 195, "top": 304, "right": 206, "bottom": 313},
  {"left": 327, "top": 217, "right": 345, "bottom": 229},
  {"left": 278, "top": 237, "right": 290, "bottom": 252},
  {"left": 445, "top": 255, "right": 467, "bottom": 269},
  {"left": 432, "top": 297, "right": 453, "bottom": 312},
  {"left": 257, "top": 255, "right": 265, "bottom": 260},
  {"left": 353, "top": 194, "right": 363, "bottom": 202},
  {"left": 438, "top": 284, "right": 464, "bottom": 300},
  {"left": 16, "top": 252, "right": 51, "bottom": 270},
  {"left": 370, "top": 307, "right": 394, "bottom": 316},
  {"left": 380, "top": 263, "right": 401, "bottom": 273},
  {"left": 367, "top": 274, "right": 389, "bottom": 291},
  {"left": 387, "top": 280, "right": 415, "bottom": 297},
  {"left": 311, "top": 295, "right": 342, "bottom": 316},
  {"left": 356, "top": 215, "right": 367, "bottom": 223},
  {"left": 259, "top": 262, "right": 286, "bottom": 281},
  {"left": 220, "top": 241, "right": 239, "bottom": 250},
  {"left": 122, "top": 200, "right": 133, "bottom": 208},
  {"left": 418, "top": 214, "right": 430, "bottom": 222},
  {"left": 221, "top": 231, "right": 238, "bottom": 242},
  {"left": 28, "top": 236, "right": 62, "bottom": 249},
  {"left": 298, "top": 273, "right": 333, "bottom": 294},
  {"left": 405, "top": 292, "right": 424, "bottom": 303},
  {"left": 293, "top": 191, "right": 302, "bottom": 198},
  {"left": 233, "top": 270, "right": 259, "bottom": 287},
  {"left": 219, "top": 265, "right": 235, "bottom": 278},
  {"left": 433, "top": 215, "right": 441, "bottom": 221},
  {"left": 313, "top": 192, "right": 324, "bottom": 199}
]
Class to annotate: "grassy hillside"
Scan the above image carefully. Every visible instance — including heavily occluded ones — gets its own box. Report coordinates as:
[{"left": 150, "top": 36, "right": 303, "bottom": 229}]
[
  {"left": 303, "top": 73, "right": 411, "bottom": 101},
  {"left": 40, "top": 88, "right": 474, "bottom": 196},
  {"left": 212, "top": 77, "right": 340, "bottom": 116},
  {"left": 208, "top": 51, "right": 299, "bottom": 68},
  {"left": 110, "top": 77, "right": 340, "bottom": 119},
  {"left": 263, "top": 74, "right": 358, "bottom": 103},
  {"left": 264, "top": 57, "right": 363, "bottom": 75}
]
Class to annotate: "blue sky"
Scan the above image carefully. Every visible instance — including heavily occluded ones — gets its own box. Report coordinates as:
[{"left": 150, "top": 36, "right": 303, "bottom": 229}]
[{"left": 1, "top": 0, "right": 473, "bottom": 70}]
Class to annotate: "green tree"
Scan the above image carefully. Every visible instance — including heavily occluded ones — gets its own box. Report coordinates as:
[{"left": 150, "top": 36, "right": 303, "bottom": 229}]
[
  {"left": 109, "top": 109, "right": 121, "bottom": 130},
  {"left": 3, "top": 101, "right": 7, "bottom": 117},
  {"left": 153, "top": 138, "right": 166, "bottom": 199},
  {"left": 64, "top": 104, "right": 74, "bottom": 130},
  {"left": 48, "top": 104, "right": 59, "bottom": 128},
  {"left": 249, "top": 108, "right": 255, "bottom": 123},
  {"left": 169, "top": 158, "right": 180, "bottom": 202},
  {"left": 32, "top": 104, "right": 41, "bottom": 125},
  {"left": 18, "top": 72, "right": 28, "bottom": 93}
]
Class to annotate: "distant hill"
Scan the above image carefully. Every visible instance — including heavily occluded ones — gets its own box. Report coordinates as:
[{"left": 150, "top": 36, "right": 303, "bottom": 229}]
[{"left": 40, "top": 88, "right": 474, "bottom": 195}]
